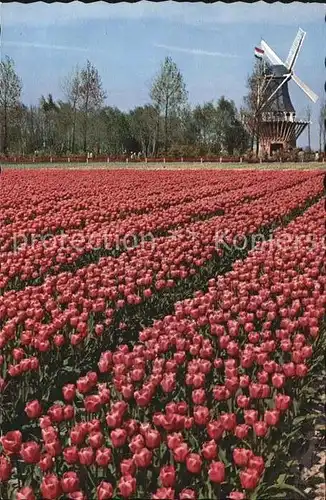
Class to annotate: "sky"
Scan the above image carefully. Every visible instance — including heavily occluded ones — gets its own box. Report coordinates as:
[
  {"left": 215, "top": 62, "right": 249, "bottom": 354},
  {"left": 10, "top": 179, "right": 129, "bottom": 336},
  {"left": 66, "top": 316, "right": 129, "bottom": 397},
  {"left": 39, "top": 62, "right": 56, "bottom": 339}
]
[{"left": 0, "top": 1, "right": 324, "bottom": 149}]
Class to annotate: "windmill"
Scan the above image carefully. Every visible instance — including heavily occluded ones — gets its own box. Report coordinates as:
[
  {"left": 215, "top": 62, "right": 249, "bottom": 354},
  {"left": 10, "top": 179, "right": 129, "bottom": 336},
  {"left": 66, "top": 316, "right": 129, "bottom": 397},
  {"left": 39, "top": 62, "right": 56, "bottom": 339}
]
[{"left": 253, "top": 28, "right": 318, "bottom": 156}]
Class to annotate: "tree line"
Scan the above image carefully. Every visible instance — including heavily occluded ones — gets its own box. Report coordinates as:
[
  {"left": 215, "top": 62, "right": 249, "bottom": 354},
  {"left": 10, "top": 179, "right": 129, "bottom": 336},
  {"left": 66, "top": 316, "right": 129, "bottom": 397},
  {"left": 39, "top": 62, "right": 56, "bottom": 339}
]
[
  {"left": 0, "top": 56, "right": 250, "bottom": 157},
  {"left": 1, "top": 55, "right": 325, "bottom": 158}
]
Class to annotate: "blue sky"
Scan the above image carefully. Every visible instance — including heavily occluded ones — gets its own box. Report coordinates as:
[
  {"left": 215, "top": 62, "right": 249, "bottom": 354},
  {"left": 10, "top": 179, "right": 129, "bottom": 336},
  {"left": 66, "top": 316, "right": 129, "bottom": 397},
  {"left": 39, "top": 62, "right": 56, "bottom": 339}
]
[{"left": 0, "top": 1, "right": 324, "bottom": 148}]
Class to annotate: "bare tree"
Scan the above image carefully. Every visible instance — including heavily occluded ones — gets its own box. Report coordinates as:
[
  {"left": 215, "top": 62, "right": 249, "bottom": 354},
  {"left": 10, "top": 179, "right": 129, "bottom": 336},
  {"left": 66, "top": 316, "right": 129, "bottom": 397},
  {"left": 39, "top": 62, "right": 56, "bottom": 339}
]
[
  {"left": 242, "top": 60, "right": 265, "bottom": 155},
  {"left": 318, "top": 100, "right": 326, "bottom": 153},
  {"left": 305, "top": 105, "right": 312, "bottom": 152},
  {"left": 150, "top": 57, "right": 188, "bottom": 154},
  {"left": 79, "top": 60, "right": 106, "bottom": 153},
  {"left": 0, "top": 56, "right": 22, "bottom": 154},
  {"left": 62, "top": 66, "right": 82, "bottom": 153}
]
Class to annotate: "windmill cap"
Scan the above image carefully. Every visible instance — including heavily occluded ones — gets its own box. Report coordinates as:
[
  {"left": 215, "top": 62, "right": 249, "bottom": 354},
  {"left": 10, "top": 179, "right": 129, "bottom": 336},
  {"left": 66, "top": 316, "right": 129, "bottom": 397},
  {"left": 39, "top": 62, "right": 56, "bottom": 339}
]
[{"left": 272, "top": 65, "right": 289, "bottom": 77}]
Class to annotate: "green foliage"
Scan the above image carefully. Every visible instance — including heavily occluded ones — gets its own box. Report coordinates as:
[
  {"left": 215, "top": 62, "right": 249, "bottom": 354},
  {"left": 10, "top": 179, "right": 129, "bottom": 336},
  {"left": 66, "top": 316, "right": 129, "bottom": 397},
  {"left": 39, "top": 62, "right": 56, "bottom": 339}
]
[{"left": 3, "top": 56, "right": 249, "bottom": 157}]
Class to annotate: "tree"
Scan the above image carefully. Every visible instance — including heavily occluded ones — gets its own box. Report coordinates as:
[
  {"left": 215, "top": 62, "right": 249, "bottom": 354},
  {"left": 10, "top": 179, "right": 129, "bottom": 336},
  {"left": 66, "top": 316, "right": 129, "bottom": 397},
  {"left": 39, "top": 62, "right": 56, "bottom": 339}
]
[
  {"left": 242, "top": 59, "right": 266, "bottom": 155},
  {"left": 191, "top": 99, "right": 249, "bottom": 156},
  {"left": 318, "top": 100, "right": 326, "bottom": 153},
  {"left": 129, "top": 105, "right": 159, "bottom": 156},
  {"left": 193, "top": 102, "right": 219, "bottom": 153},
  {"left": 216, "top": 97, "right": 249, "bottom": 155},
  {"left": 0, "top": 56, "right": 22, "bottom": 154},
  {"left": 40, "top": 94, "right": 59, "bottom": 152},
  {"left": 79, "top": 60, "right": 106, "bottom": 152},
  {"left": 150, "top": 57, "right": 188, "bottom": 153},
  {"left": 305, "top": 105, "right": 312, "bottom": 152},
  {"left": 62, "top": 66, "right": 82, "bottom": 153}
]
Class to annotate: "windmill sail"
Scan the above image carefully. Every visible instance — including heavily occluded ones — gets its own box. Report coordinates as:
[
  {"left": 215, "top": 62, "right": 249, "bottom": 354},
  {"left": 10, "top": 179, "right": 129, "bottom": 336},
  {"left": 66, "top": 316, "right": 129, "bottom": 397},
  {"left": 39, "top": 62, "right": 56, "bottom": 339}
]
[
  {"left": 285, "top": 28, "right": 306, "bottom": 70},
  {"left": 260, "top": 40, "right": 284, "bottom": 66},
  {"left": 292, "top": 74, "right": 318, "bottom": 103}
]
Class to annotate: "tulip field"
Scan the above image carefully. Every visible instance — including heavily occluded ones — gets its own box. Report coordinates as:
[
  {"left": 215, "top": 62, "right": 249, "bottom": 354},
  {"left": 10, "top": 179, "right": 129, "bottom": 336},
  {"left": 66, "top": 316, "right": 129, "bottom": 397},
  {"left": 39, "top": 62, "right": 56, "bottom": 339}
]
[{"left": 0, "top": 168, "right": 325, "bottom": 500}]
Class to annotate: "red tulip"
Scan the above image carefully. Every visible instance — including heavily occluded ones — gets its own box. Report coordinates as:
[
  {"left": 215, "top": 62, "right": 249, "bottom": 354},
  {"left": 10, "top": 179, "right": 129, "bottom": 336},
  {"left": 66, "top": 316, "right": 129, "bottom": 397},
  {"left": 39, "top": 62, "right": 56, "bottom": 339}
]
[
  {"left": 145, "top": 429, "right": 161, "bottom": 449},
  {"left": 84, "top": 395, "right": 102, "bottom": 413},
  {"left": 120, "top": 458, "right": 136, "bottom": 476},
  {"left": 159, "top": 465, "right": 176, "bottom": 487},
  {"left": 95, "top": 447, "right": 112, "bottom": 467},
  {"left": 173, "top": 443, "right": 189, "bottom": 462},
  {"left": 63, "top": 446, "right": 79, "bottom": 464},
  {"left": 0, "top": 455, "right": 12, "bottom": 481},
  {"left": 240, "top": 468, "right": 260, "bottom": 490},
  {"left": 244, "top": 410, "right": 258, "bottom": 426},
  {"left": 233, "top": 448, "right": 252, "bottom": 467},
  {"left": 25, "top": 400, "right": 42, "bottom": 419},
  {"left": 248, "top": 455, "right": 265, "bottom": 475},
  {"left": 62, "top": 384, "right": 76, "bottom": 402},
  {"left": 253, "top": 421, "right": 268, "bottom": 437},
  {"left": 179, "top": 489, "right": 196, "bottom": 500},
  {"left": 202, "top": 440, "right": 218, "bottom": 460},
  {"left": 208, "top": 461, "right": 225, "bottom": 483},
  {"left": 20, "top": 442, "right": 41, "bottom": 464},
  {"left": 78, "top": 447, "right": 94, "bottom": 466},
  {"left": 220, "top": 413, "right": 237, "bottom": 431},
  {"left": 68, "top": 491, "right": 87, "bottom": 500},
  {"left": 96, "top": 481, "right": 113, "bottom": 499},
  {"left": 1, "top": 430, "right": 22, "bottom": 454},
  {"left": 234, "top": 424, "right": 250, "bottom": 439},
  {"left": 167, "top": 433, "right": 183, "bottom": 450},
  {"left": 16, "top": 486, "right": 36, "bottom": 500},
  {"left": 207, "top": 420, "right": 224, "bottom": 441},
  {"left": 192, "top": 389, "right": 206, "bottom": 405},
  {"left": 193, "top": 405, "right": 210, "bottom": 425},
  {"left": 152, "top": 488, "right": 175, "bottom": 500},
  {"left": 229, "top": 492, "right": 246, "bottom": 500},
  {"left": 88, "top": 431, "right": 104, "bottom": 449},
  {"left": 186, "top": 453, "right": 202, "bottom": 474},
  {"left": 133, "top": 447, "right": 152, "bottom": 468},
  {"left": 264, "top": 410, "right": 280, "bottom": 426},
  {"left": 129, "top": 434, "right": 145, "bottom": 453},
  {"left": 40, "top": 474, "right": 62, "bottom": 499},
  {"left": 110, "top": 428, "right": 127, "bottom": 448},
  {"left": 38, "top": 453, "right": 53, "bottom": 472},
  {"left": 275, "top": 394, "right": 291, "bottom": 411},
  {"left": 61, "top": 471, "right": 80, "bottom": 494},
  {"left": 118, "top": 474, "right": 137, "bottom": 498}
]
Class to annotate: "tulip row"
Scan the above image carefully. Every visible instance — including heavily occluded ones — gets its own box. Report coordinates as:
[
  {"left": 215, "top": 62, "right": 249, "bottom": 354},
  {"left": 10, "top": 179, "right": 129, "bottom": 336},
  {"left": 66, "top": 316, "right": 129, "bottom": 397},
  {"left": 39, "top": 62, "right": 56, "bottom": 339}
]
[
  {"left": 0, "top": 199, "right": 324, "bottom": 499},
  {"left": 0, "top": 174, "right": 323, "bottom": 428},
  {"left": 0, "top": 170, "right": 316, "bottom": 292},
  {"left": 1, "top": 169, "right": 267, "bottom": 252}
]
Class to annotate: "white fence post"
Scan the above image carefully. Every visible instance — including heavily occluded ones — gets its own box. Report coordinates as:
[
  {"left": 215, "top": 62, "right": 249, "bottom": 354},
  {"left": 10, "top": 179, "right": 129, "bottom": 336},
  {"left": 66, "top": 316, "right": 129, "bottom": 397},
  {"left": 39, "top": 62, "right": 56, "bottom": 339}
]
[
  {"left": 163, "top": 157, "right": 166, "bottom": 164},
  {"left": 181, "top": 157, "right": 183, "bottom": 163},
  {"left": 219, "top": 157, "right": 222, "bottom": 163},
  {"left": 68, "top": 157, "right": 70, "bottom": 163},
  {"left": 200, "top": 157, "right": 203, "bottom": 164},
  {"left": 240, "top": 157, "right": 243, "bottom": 163},
  {"left": 107, "top": 157, "right": 110, "bottom": 163}
]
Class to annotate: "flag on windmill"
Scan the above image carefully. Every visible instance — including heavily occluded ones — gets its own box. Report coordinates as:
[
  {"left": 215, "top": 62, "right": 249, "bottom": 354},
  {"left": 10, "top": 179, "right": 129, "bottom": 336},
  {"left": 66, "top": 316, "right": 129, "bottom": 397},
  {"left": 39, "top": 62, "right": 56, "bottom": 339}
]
[{"left": 254, "top": 46, "right": 264, "bottom": 59}]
